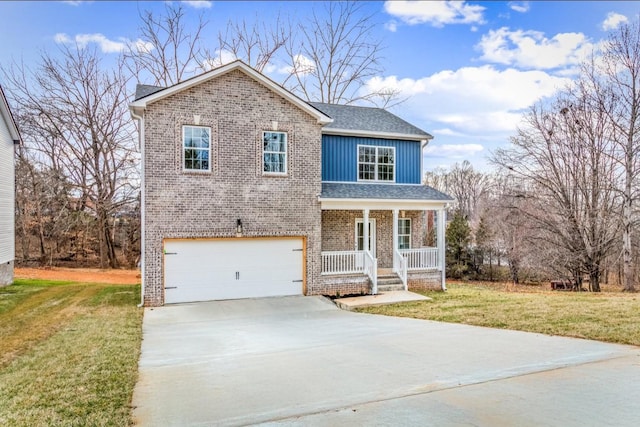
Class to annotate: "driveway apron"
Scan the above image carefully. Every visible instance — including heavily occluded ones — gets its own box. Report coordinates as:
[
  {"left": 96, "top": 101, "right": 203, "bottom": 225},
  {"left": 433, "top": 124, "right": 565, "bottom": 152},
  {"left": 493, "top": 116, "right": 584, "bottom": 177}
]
[{"left": 132, "top": 296, "right": 640, "bottom": 426}]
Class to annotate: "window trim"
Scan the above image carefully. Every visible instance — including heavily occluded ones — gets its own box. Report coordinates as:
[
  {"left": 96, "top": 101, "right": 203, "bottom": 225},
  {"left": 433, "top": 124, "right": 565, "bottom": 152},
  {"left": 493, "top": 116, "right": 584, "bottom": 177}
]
[
  {"left": 262, "top": 131, "right": 288, "bottom": 176},
  {"left": 182, "top": 125, "right": 211, "bottom": 173},
  {"left": 357, "top": 144, "right": 396, "bottom": 182},
  {"left": 355, "top": 218, "right": 377, "bottom": 258},
  {"left": 398, "top": 218, "right": 411, "bottom": 250}
]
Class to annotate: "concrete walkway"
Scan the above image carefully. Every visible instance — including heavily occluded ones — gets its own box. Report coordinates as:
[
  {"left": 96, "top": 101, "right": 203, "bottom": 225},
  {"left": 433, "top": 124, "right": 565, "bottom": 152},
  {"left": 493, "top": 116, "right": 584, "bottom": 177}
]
[
  {"left": 132, "top": 296, "right": 640, "bottom": 426},
  {"left": 334, "top": 290, "right": 430, "bottom": 310}
]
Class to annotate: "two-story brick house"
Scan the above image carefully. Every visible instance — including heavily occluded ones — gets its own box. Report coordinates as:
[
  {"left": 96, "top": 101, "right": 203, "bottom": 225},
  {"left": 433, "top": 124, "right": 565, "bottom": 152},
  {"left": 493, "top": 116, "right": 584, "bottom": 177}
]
[{"left": 130, "top": 61, "right": 452, "bottom": 306}]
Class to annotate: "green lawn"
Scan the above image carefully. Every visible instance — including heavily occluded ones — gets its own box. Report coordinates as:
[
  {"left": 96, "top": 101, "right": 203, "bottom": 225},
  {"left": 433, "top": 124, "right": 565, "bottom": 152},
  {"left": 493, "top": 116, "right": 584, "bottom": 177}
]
[
  {"left": 357, "top": 282, "right": 640, "bottom": 346},
  {"left": 2, "top": 279, "right": 638, "bottom": 425},
  {"left": 0, "top": 279, "right": 143, "bottom": 427}
]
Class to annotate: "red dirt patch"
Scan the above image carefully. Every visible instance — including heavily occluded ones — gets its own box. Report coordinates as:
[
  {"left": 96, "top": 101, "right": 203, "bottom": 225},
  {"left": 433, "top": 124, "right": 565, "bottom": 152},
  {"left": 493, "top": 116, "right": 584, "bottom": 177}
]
[{"left": 15, "top": 267, "right": 140, "bottom": 285}]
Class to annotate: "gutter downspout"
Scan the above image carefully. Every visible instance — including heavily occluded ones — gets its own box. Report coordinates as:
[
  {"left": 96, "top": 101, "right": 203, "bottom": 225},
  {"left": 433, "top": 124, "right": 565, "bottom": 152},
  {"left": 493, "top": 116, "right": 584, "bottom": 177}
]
[
  {"left": 130, "top": 108, "right": 145, "bottom": 308},
  {"left": 420, "top": 136, "right": 432, "bottom": 184}
]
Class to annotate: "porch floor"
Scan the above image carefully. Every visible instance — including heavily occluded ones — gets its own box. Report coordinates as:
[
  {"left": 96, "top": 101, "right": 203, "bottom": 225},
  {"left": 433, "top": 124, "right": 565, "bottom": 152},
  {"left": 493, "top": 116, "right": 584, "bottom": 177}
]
[{"left": 333, "top": 291, "right": 431, "bottom": 311}]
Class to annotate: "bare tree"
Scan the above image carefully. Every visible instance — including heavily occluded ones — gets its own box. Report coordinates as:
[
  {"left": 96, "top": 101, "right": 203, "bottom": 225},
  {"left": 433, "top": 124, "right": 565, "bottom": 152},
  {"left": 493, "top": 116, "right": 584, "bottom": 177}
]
[
  {"left": 492, "top": 85, "right": 621, "bottom": 291},
  {"left": 124, "top": 3, "right": 208, "bottom": 86},
  {"left": 447, "top": 161, "right": 490, "bottom": 220},
  {"left": 3, "top": 46, "right": 138, "bottom": 268},
  {"left": 213, "top": 14, "right": 290, "bottom": 72},
  {"left": 592, "top": 21, "right": 640, "bottom": 292},
  {"left": 282, "top": 1, "right": 400, "bottom": 107},
  {"left": 424, "top": 161, "right": 489, "bottom": 220}
]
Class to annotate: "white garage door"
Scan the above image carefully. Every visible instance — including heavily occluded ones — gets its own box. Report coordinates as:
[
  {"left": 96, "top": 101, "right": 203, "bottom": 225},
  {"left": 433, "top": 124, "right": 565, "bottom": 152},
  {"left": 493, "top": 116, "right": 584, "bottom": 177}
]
[{"left": 163, "top": 238, "right": 304, "bottom": 304}]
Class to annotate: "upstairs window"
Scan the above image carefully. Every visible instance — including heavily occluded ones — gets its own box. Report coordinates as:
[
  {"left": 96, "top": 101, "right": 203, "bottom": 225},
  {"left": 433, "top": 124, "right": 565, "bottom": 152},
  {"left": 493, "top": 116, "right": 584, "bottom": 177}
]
[
  {"left": 358, "top": 145, "right": 395, "bottom": 182},
  {"left": 263, "top": 131, "right": 287, "bottom": 175},
  {"left": 183, "top": 126, "right": 210, "bottom": 172}
]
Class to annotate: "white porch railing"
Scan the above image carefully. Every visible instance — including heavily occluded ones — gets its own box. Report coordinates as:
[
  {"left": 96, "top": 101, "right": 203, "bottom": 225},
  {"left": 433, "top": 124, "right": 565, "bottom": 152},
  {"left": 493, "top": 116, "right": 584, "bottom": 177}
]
[
  {"left": 321, "top": 250, "right": 364, "bottom": 275},
  {"left": 321, "top": 248, "right": 439, "bottom": 275},
  {"left": 393, "top": 249, "right": 408, "bottom": 290},
  {"left": 364, "top": 250, "right": 378, "bottom": 294},
  {"left": 400, "top": 247, "right": 439, "bottom": 271}
]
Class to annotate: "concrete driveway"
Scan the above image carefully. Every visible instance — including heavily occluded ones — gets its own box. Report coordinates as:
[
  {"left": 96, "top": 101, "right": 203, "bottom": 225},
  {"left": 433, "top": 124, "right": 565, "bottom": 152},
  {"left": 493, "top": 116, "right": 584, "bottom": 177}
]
[{"left": 132, "top": 296, "right": 640, "bottom": 426}]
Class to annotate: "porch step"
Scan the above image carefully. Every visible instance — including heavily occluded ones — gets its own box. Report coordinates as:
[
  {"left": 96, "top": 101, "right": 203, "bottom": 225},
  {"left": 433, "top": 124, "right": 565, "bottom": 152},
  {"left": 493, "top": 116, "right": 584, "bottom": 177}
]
[
  {"left": 376, "top": 274, "right": 405, "bottom": 292},
  {"left": 378, "top": 284, "right": 405, "bottom": 292}
]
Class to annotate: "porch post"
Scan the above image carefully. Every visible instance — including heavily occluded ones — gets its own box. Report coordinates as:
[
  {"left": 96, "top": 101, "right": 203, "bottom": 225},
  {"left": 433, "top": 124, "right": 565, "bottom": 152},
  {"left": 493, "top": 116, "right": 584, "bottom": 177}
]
[
  {"left": 392, "top": 209, "right": 399, "bottom": 272},
  {"left": 363, "top": 209, "right": 370, "bottom": 253},
  {"left": 437, "top": 208, "right": 447, "bottom": 290}
]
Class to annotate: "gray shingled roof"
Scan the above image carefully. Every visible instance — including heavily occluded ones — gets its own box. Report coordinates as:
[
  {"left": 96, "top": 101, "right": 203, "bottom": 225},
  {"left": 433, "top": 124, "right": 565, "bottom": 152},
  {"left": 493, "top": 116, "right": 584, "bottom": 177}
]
[
  {"left": 135, "top": 84, "right": 165, "bottom": 101},
  {"left": 311, "top": 102, "right": 432, "bottom": 139},
  {"left": 321, "top": 182, "right": 453, "bottom": 201}
]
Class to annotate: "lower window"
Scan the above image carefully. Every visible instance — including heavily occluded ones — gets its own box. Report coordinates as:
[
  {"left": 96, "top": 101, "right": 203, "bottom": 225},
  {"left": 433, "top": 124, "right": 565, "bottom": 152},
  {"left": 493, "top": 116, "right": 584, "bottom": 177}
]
[{"left": 398, "top": 218, "right": 411, "bottom": 249}]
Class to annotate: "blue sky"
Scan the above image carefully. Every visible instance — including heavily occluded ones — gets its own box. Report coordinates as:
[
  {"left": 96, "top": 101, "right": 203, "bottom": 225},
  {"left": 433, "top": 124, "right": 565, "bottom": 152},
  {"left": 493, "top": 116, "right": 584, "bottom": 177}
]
[{"left": 1, "top": 1, "right": 639, "bottom": 172}]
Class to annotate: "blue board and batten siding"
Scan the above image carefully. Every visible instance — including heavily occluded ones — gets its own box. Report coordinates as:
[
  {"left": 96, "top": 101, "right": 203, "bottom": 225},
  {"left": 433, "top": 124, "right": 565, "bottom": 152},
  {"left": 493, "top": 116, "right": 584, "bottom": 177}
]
[{"left": 321, "top": 135, "right": 421, "bottom": 184}]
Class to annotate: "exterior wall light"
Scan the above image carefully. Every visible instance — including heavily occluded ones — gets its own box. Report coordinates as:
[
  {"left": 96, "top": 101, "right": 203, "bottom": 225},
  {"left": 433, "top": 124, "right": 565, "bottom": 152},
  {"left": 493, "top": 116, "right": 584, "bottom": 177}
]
[{"left": 236, "top": 219, "right": 243, "bottom": 237}]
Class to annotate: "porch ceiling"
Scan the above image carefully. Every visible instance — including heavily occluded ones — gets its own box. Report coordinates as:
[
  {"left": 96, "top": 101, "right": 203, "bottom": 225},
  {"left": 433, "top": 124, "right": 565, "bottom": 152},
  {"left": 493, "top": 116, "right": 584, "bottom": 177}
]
[{"left": 319, "top": 182, "right": 453, "bottom": 210}]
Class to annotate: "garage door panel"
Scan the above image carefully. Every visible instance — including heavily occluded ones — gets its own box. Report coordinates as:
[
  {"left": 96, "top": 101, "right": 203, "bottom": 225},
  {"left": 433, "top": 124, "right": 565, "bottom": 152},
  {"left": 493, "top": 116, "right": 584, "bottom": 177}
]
[{"left": 163, "top": 238, "right": 304, "bottom": 304}]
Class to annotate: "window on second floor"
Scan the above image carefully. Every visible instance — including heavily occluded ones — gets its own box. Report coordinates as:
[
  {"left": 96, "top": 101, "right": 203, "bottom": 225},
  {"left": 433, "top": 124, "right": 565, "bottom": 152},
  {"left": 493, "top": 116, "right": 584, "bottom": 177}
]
[
  {"left": 263, "top": 131, "right": 287, "bottom": 175},
  {"left": 358, "top": 145, "right": 395, "bottom": 182},
  {"left": 183, "top": 125, "right": 211, "bottom": 172}
]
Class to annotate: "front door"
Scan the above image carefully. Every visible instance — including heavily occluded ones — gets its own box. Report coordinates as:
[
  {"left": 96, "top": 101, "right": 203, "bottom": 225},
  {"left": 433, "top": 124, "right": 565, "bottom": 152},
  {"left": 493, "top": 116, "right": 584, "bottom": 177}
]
[{"left": 355, "top": 219, "right": 376, "bottom": 257}]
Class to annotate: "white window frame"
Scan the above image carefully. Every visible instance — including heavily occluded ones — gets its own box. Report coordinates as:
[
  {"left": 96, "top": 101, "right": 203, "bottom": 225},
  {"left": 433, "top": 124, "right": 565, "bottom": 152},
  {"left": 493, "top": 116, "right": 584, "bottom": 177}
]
[
  {"left": 398, "top": 218, "right": 411, "bottom": 250},
  {"left": 357, "top": 144, "right": 395, "bottom": 182},
  {"left": 263, "top": 131, "right": 288, "bottom": 175},
  {"left": 355, "top": 218, "right": 377, "bottom": 258},
  {"left": 182, "top": 125, "right": 211, "bottom": 172}
]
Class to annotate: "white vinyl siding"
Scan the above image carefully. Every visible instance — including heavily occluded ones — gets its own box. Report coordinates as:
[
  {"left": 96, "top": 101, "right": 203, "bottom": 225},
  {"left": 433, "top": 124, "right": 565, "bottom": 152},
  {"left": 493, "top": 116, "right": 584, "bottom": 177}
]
[{"left": 0, "top": 117, "right": 15, "bottom": 263}]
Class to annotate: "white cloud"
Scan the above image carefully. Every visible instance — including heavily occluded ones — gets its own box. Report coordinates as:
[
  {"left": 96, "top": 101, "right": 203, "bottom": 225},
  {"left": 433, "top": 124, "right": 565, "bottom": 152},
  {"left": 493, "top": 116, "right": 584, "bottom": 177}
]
[
  {"left": 74, "top": 33, "right": 126, "bottom": 53},
  {"left": 54, "top": 32, "right": 153, "bottom": 54},
  {"left": 54, "top": 33, "right": 71, "bottom": 44},
  {"left": 385, "top": 20, "right": 398, "bottom": 33},
  {"left": 201, "top": 49, "right": 238, "bottom": 71},
  {"left": 182, "top": 1, "right": 212, "bottom": 9},
  {"left": 601, "top": 12, "right": 628, "bottom": 31},
  {"left": 476, "top": 27, "right": 594, "bottom": 69},
  {"left": 61, "top": 1, "right": 92, "bottom": 5},
  {"left": 365, "top": 65, "right": 567, "bottom": 135},
  {"left": 278, "top": 54, "right": 315, "bottom": 76},
  {"left": 383, "top": 0, "right": 485, "bottom": 28},
  {"left": 132, "top": 39, "right": 155, "bottom": 54},
  {"left": 424, "top": 143, "right": 484, "bottom": 159},
  {"left": 365, "top": 66, "right": 570, "bottom": 169},
  {"left": 508, "top": 1, "right": 530, "bottom": 13},
  {"left": 262, "top": 63, "right": 277, "bottom": 74}
]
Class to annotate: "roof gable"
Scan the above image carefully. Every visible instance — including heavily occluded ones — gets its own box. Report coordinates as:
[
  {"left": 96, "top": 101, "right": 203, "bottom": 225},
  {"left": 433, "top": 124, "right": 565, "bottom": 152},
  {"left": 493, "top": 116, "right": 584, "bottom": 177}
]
[
  {"left": 129, "top": 61, "right": 333, "bottom": 125},
  {"left": 311, "top": 102, "right": 432, "bottom": 142},
  {"left": 0, "top": 86, "right": 21, "bottom": 144}
]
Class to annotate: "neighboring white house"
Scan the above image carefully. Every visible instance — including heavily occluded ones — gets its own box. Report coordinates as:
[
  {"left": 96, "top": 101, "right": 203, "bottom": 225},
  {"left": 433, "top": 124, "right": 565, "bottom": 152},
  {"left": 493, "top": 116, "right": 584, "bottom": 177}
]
[{"left": 0, "top": 86, "right": 21, "bottom": 286}]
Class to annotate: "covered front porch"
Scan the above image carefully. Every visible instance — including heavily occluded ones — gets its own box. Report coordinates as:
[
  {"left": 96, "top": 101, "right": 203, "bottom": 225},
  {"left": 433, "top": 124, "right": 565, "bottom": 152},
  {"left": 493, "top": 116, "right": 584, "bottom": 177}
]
[{"left": 318, "top": 183, "right": 452, "bottom": 295}]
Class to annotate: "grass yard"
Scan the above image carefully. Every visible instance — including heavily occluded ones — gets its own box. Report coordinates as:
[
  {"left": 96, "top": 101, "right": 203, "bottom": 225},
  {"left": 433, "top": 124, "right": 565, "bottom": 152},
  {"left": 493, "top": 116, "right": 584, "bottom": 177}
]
[
  {"left": 0, "top": 278, "right": 143, "bottom": 427},
  {"left": 358, "top": 282, "right": 640, "bottom": 346}
]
